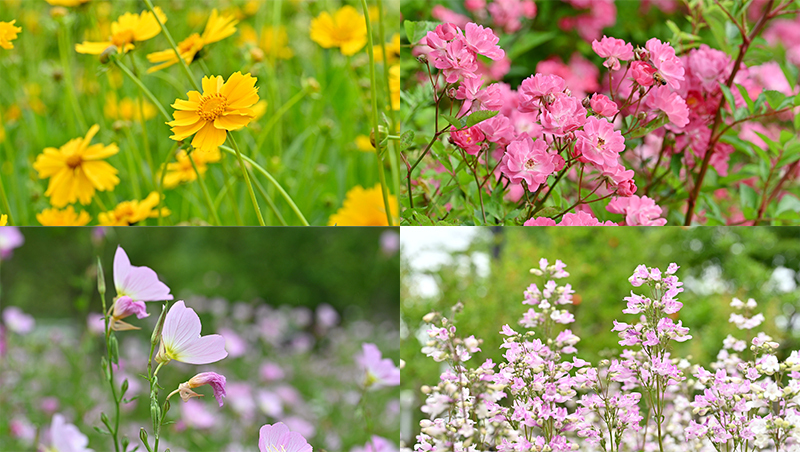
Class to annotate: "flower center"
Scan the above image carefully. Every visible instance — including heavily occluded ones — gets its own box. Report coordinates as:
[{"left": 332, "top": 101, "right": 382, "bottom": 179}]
[
  {"left": 524, "top": 158, "right": 537, "bottom": 171},
  {"left": 597, "top": 137, "right": 605, "bottom": 148},
  {"left": 66, "top": 154, "right": 83, "bottom": 169},
  {"left": 198, "top": 93, "right": 228, "bottom": 122},
  {"left": 112, "top": 29, "right": 136, "bottom": 47}
]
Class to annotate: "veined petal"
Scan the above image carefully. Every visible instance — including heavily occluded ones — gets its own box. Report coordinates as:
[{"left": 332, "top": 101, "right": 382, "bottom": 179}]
[
  {"left": 173, "top": 334, "right": 227, "bottom": 364},
  {"left": 169, "top": 118, "right": 207, "bottom": 140},
  {"left": 201, "top": 75, "right": 223, "bottom": 95},
  {"left": 214, "top": 113, "right": 251, "bottom": 131},
  {"left": 75, "top": 41, "right": 114, "bottom": 55},
  {"left": 191, "top": 122, "right": 227, "bottom": 151},
  {"left": 113, "top": 246, "right": 173, "bottom": 302}
]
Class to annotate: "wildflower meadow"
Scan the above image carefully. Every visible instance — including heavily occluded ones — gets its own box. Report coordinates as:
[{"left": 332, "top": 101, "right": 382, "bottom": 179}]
[
  {"left": 0, "top": 0, "right": 400, "bottom": 226},
  {"left": 400, "top": 0, "right": 800, "bottom": 225},
  {"left": 0, "top": 226, "right": 401, "bottom": 452},
  {"left": 401, "top": 227, "right": 800, "bottom": 451}
]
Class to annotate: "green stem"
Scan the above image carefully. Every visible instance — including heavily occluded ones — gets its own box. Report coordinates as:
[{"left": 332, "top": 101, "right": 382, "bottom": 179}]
[
  {"left": 0, "top": 170, "right": 13, "bottom": 225},
  {"left": 219, "top": 156, "right": 243, "bottom": 225},
  {"left": 255, "top": 87, "right": 309, "bottom": 154},
  {"left": 157, "top": 143, "right": 180, "bottom": 226},
  {"left": 252, "top": 177, "right": 288, "bottom": 225},
  {"left": 228, "top": 134, "right": 265, "bottom": 225},
  {"left": 122, "top": 127, "right": 144, "bottom": 200},
  {"left": 219, "top": 145, "right": 309, "bottom": 225},
  {"left": 113, "top": 60, "right": 171, "bottom": 123},
  {"left": 57, "top": 20, "right": 87, "bottom": 132},
  {"left": 129, "top": 53, "right": 155, "bottom": 189},
  {"left": 142, "top": 0, "right": 200, "bottom": 92},
  {"left": 359, "top": 0, "right": 394, "bottom": 226},
  {"left": 187, "top": 151, "right": 221, "bottom": 225},
  {"left": 99, "top": 288, "right": 121, "bottom": 452}
]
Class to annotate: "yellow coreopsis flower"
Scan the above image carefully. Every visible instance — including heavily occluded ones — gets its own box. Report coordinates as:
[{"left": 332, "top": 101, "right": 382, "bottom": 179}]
[
  {"left": 374, "top": 34, "right": 400, "bottom": 64},
  {"left": 167, "top": 72, "right": 259, "bottom": 152},
  {"left": 75, "top": 7, "right": 166, "bottom": 55},
  {"left": 147, "top": 9, "right": 237, "bottom": 73},
  {"left": 45, "top": 0, "right": 90, "bottom": 6},
  {"left": 328, "top": 184, "right": 398, "bottom": 226},
  {"left": 0, "top": 214, "right": 7, "bottom": 226},
  {"left": 32, "top": 124, "right": 120, "bottom": 208},
  {"left": 162, "top": 148, "right": 221, "bottom": 189},
  {"left": 104, "top": 94, "right": 157, "bottom": 122},
  {"left": 390, "top": 64, "right": 400, "bottom": 111},
  {"left": 36, "top": 206, "right": 91, "bottom": 225},
  {"left": 0, "top": 21, "right": 22, "bottom": 50},
  {"left": 355, "top": 135, "right": 374, "bottom": 152},
  {"left": 309, "top": 6, "right": 367, "bottom": 56},
  {"left": 98, "top": 192, "right": 170, "bottom": 226}
]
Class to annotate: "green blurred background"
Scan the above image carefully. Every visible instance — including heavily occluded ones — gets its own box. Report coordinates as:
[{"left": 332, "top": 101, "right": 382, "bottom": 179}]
[
  {"left": 400, "top": 227, "right": 800, "bottom": 442},
  {"left": 2, "top": 227, "right": 400, "bottom": 320}
]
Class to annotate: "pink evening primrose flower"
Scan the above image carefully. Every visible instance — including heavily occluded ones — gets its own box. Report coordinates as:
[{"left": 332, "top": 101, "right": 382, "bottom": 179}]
[
  {"left": 177, "top": 372, "right": 227, "bottom": 407},
  {"left": 155, "top": 300, "right": 228, "bottom": 365},
  {"left": 646, "top": 85, "right": 690, "bottom": 128},
  {"left": 645, "top": 38, "right": 685, "bottom": 89},
  {"left": 109, "top": 296, "right": 150, "bottom": 331},
  {"left": 591, "top": 36, "right": 633, "bottom": 71},
  {"left": 0, "top": 226, "right": 24, "bottom": 259},
  {"left": 258, "top": 422, "right": 313, "bottom": 452},
  {"left": 2, "top": 307, "right": 35, "bottom": 335},
  {"left": 574, "top": 116, "right": 625, "bottom": 168},
  {"left": 607, "top": 195, "right": 667, "bottom": 226},
  {"left": 49, "top": 414, "right": 93, "bottom": 452},
  {"left": 113, "top": 246, "right": 173, "bottom": 302},
  {"left": 357, "top": 343, "right": 401, "bottom": 390},
  {"left": 500, "top": 137, "right": 556, "bottom": 192}
]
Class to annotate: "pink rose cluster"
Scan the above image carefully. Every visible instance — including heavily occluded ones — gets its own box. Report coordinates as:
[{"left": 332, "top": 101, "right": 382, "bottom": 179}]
[
  {"left": 432, "top": 0, "right": 536, "bottom": 34},
  {"left": 559, "top": 0, "right": 618, "bottom": 42}
]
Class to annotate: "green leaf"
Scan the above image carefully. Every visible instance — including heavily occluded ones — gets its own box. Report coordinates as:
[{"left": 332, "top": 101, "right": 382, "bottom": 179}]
[
  {"left": 628, "top": 114, "right": 669, "bottom": 139},
  {"left": 440, "top": 114, "right": 462, "bottom": 129},
  {"left": 739, "top": 184, "right": 758, "bottom": 211},
  {"left": 670, "top": 153, "right": 683, "bottom": 178},
  {"left": 764, "top": 90, "right": 787, "bottom": 110},
  {"left": 736, "top": 84, "right": 755, "bottom": 113},
  {"left": 429, "top": 141, "right": 453, "bottom": 173},
  {"left": 775, "top": 194, "right": 800, "bottom": 217},
  {"left": 719, "top": 83, "right": 736, "bottom": 113},
  {"left": 534, "top": 207, "right": 561, "bottom": 219},
  {"left": 795, "top": 111, "right": 800, "bottom": 132},
  {"left": 110, "top": 335, "right": 119, "bottom": 365},
  {"left": 399, "top": 130, "right": 415, "bottom": 152},
  {"left": 465, "top": 110, "right": 499, "bottom": 128},
  {"left": 507, "top": 31, "right": 556, "bottom": 60},
  {"left": 403, "top": 20, "right": 439, "bottom": 44}
]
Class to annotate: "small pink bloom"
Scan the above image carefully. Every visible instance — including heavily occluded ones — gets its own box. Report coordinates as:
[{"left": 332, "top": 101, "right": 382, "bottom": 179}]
[
  {"left": 450, "top": 126, "right": 485, "bottom": 155},
  {"left": 607, "top": 195, "right": 667, "bottom": 226},
  {"left": 113, "top": 296, "right": 149, "bottom": 320},
  {"left": 540, "top": 94, "right": 587, "bottom": 136},
  {"left": 2, "top": 306, "right": 34, "bottom": 335},
  {"left": 589, "top": 94, "right": 618, "bottom": 117},
  {"left": 351, "top": 436, "right": 399, "bottom": 452},
  {"left": 179, "top": 371, "right": 227, "bottom": 407},
  {"left": 463, "top": 23, "right": 504, "bottom": 60},
  {"left": 478, "top": 114, "right": 516, "bottom": 146},
  {"left": 559, "top": 211, "right": 617, "bottom": 226},
  {"left": 499, "top": 137, "right": 556, "bottom": 191},
  {"left": 630, "top": 61, "right": 656, "bottom": 87},
  {"left": 357, "top": 343, "right": 401, "bottom": 390},
  {"left": 156, "top": 300, "right": 228, "bottom": 365},
  {"left": 431, "top": 38, "right": 478, "bottom": 84},
  {"left": 113, "top": 246, "right": 173, "bottom": 302},
  {"left": 258, "top": 422, "right": 313, "bottom": 452},
  {"left": 647, "top": 86, "right": 689, "bottom": 127},
  {"left": 49, "top": 414, "right": 92, "bottom": 452},
  {"left": 0, "top": 227, "right": 24, "bottom": 259},
  {"left": 575, "top": 116, "right": 625, "bottom": 168},
  {"left": 591, "top": 35, "right": 633, "bottom": 71},
  {"left": 523, "top": 217, "right": 557, "bottom": 226},
  {"left": 646, "top": 38, "right": 685, "bottom": 89},
  {"left": 518, "top": 74, "right": 566, "bottom": 112}
]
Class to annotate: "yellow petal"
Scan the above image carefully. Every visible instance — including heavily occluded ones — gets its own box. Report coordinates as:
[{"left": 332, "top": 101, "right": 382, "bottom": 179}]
[
  {"left": 75, "top": 41, "right": 114, "bottom": 55},
  {"left": 191, "top": 122, "right": 227, "bottom": 152}
]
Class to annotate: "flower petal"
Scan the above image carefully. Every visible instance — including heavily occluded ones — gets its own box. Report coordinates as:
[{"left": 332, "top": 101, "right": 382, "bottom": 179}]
[
  {"left": 173, "top": 334, "right": 227, "bottom": 364},
  {"left": 113, "top": 246, "right": 173, "bottom": 302},
  {"left": 162, "top": 300, "right": 201, "bottom": 352}
]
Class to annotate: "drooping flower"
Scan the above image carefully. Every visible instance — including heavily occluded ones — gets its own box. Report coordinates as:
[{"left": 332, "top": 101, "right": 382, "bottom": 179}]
[
  {"left": 167, "top": 72, "right": 259, "bottom": 152},
  {"left": 177, "top": 372, "right": 227, "bottom": 407},
  {"left": 147, "top": 9, "right": 238, "bottom": 73},
  {"left": 75, "top": 7, "right": 166, "bottom": 55},
  {"left": 499, "top": 137, "right": 556, "bottom": 191},
  {"left": 108, "top": 296, "right": 149, "bottom": 331},
  {"left": 32, "top": 125, "right": 119, "bottom": 208},
  {"left": 309, "top": 6, "right": 367, "bottom": 56},
  {"left": 357, "top": 343, "right": 401, "bottom": 390},
  {"left": 36, "top": 206, "right": 91, "bottom": 226},
  {"left": 0, "top": 20, "right": 22, "bottom": 50},
  {"left": 156, "top": 300, "right": 228, "bottom": 365},
  {"left": 328, "top": 185, "right": 398, "bottom": 226},
  {"left": 48, "top": 414, "right": 93, "bottom": 452},
  {"left": 113, "top": 245, "right": 173, "bottom": 303},
  {"left": 591, "top": 35, "right": 633, "bottom": 71},
  {"left": 3, "top": 307, "right": 35, "bottom": 334},
  {"left": 0, "top": 226, "right": 23, "bottom": 259},
  {"left": 258, "top": 422, "right": 312, "bottom": 452},
  {"left": 98, "top": 192, "right": 170, "bottom": 226}
]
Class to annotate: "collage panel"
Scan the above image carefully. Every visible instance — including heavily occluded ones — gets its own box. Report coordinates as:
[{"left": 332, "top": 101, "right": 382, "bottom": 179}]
[
  {"left": 399, "top": 0, "right": 800, "bottom": 226},
  {"left": 401, "top": 226, "right": 800, "bottom": 451},
  {"left": 0, "top": 226, "right": 400, "bottom": 451}
]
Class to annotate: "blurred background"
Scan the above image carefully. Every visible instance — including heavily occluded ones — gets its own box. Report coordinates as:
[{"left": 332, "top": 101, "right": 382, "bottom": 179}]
[{"left": 400, "top": 226, "right": 800, "bottom": 443}]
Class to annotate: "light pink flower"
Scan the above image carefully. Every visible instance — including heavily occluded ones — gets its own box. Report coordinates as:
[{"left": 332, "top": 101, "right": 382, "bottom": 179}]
[
  {"left": 591, "top": 36, "right": 633, "bottom": 71},
  {"left": 2, "top": 306, "right": 34, "bottom": 335},
  {"left": 589, "top": 94, "right": 618, "bottom": 117},
  {"left": 647, "top": 86, "right": 689, "bottom": 127},
  {"left": 113, "top": 246, "right": 173, "bottom": 302},
  {"left": 575, "top": 116, "right": 625, "bottom": 168},
  {"left": 500, "top": 137, "right": 556, "bottom": 191},
  {"left": 0, "top": 226, "right": 23, "bottom": 259},
  {"left": 630, "top": 61, "right": 656, "bottom": 87},
  {"left": 357, "top": 343, "right": 400, "bottom": 390},
  {"left": 258, "top": 422, "right": 313, "bottom": 452},
  {"left": 178, "top": 372, "right": 227, "bottom": 407},
  {"left": 539, "top": 95, "right": 587, "bottom": 136},
  {"left": 488, "top": 0, "right": 536, "bottom": 33},
  {"left": 525, "top": 212, "right": 617, "bottom": 226},
  {"left": 646, "top": 38, "right": 685, "bottom": 89},
  {"left": 431, "top": 38, "right": 478, "bottom": 84},
  {"left": 156, "top": 300, "right": 228, "bottom": 365},
  {"left": 607, "top": 195, "right": 667, "bottom": 226},
  {"left": 518, "top": 74, "right": 566, "bottom": 113},
  {"left": 523, "top": 217, "right": 557, "bottom": 226},
  {"left": 109, "top": 296, "right": 150, "bottom": 331},
  {"left": 478, "top": 114, "right": 516, "bottom": 146},
  {"left": 49, "top": 414, "right": 93, "bottom": 452},
  {"left": 463, "top": 23, "right": 504, "bottom": 60},
  {"left": 450, "top": 126, "right": 485, "bottom": 155}
]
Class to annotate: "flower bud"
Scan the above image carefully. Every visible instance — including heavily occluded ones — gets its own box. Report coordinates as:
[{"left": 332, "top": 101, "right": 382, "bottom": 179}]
[
  {"left": 99, "top": 46, "right": 118, "bottom": 65},
  {"left": 50, "top": 6, "right": 68, "bottom": 19}
]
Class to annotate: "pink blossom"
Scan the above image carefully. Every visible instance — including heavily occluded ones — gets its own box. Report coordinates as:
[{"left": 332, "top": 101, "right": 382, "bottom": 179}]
[
  {"left": 219, "top": 327, "right": 248, "bottom": 358},
  {"left": 488, "top": 0, "right": 536, "bottom": 33},
  {"left": 535, "top": 54, "right": 600, "bottom": 99},
  {"left": 645, "top": 38, "right": 685, "bottom": 89},
  {"left": 539, "top": 95, "right": 587, "bottom": 136},
  {"left": 464, "top": 23, "right": 504, "bottom": 60},
  {"left": 357, "top": 343, "right": 401, "bottom": 389},
  {"left": 48, "top": 414, "right": 92, "bottom": 452},
  {"left": 518, "top": 74, "right": 566, "bottom": 112},
  {"left": 450, "top": 126, "right": 485, "bottom": 155},
  {"left": 683, "top": 44, "right": 730, "bottom": 93},
  {"left": 260, "top": 362, "right": 286, "bottom": 381},
  {"left": 646, "top": 86, "right": 689, "bottom": 127},
  {"left": 591, "top": 36, "right": 633, "bottom": 71},
  {"left": 630, "top": 61, "right": 657, "bottom": 87},
  {"left": 316, "top": 303, "right": 340, "bottom": 329},
  {"left": 499, "top": 137, "right": 556, "bottom": 191},
  {"left": 113, "top": 246, "right": 173, "bottom": 302},
  {"left": 430, "top": 8, "right": 470, "bottom": 30},
  {"left": 524, "top": 212, "right": 617, "bottom": 226},
  {"left": 589, "top": 94, "right": 618, "bottom": 117},
  {"left": 0, "top": 226, "right": 23, "bottom": 259},
  {"left": 112, "top": 296, "right": 149, "bottom": 320},
  {"left": 258, "top": 422, "right": 313, "bottom": 452},
  {"left": 523, "top": 217, "right": 557, "bottom": 226},
  {"left": 607, "top": 195, "right": 667, "bottom": 226},
  {"left": 179, "top": 372, "right": 227, "bottom": 407},
  {"left": 575, "top": 116, "right": 625, "bottom": 168},
  {"left": 478, "top": 114, "right": 516, "bottom": 146},
  {"left": 156, "top": 300, "right": 228, "bottom": 365},
  {"left": 2, "top": 306, "right": 34, "bottom": 334},
  {"left": 430, "top": 38, "right": 478, "bottom": 84},
  {"left": 351, "top": 436, "right": 399, "bottom": 452}
]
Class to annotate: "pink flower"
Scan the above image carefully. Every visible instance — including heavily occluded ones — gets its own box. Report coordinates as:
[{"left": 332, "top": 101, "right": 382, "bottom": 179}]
[
  {"left": 178, "top": 372, "right": 227, "bottom": 407},
  {"left": 258, "top": 422, "right": 313, "bottom": 452},
  {"left": 524, "top": 212, "right": 617, "bottom": 226},
  {"left": 351, "top": 436, "right": 399, "bottom": 452},
  {"left": 518, "top": 74, "right": 566, "bottom": 112},
  {"left": 49, "top": 414, "right": 92, "bottom": 452},
  {"left": 108, "top": 296, "right": 149, "bottom": 331},
  {"left": 0, "top": 227, "right": 23, "bottom": 259},
  {"left": 591, "top": 36, "right": 633, "bottom": 71},
  {"left": 156, "top": 300, "right": 228, "bottom": 365},
  {"left": 589, "top": 94, "right": 618, "bottom": 117},
  {"left": 478, "top": 114, "right": 516, "bottom": 146},
  {"left": 450, "top": 126, "right": 485, "bottom": 155},
  {"left": 646, "top": 86, "right": 689, "bottom": 127},
  {"left": 2, "top": 307, "right": 34, "bottom": 335},
  {"left": 645, "top": 38, "right": 684, "bottom": 89},
  {"left": 463, "top": 23, "right": 504, "bottom": 60},
  {"left": 499, "top": 137, "right": 556, "bottom": 191},
  {"left": 113, "top": 246, "right": 173, "bottom": 302},
  {"left": 575, "top": 116, "right": 625, "bottom": 168},
  {"left": 431, "top": 38, "right": 478, "bottom": 84},
  {"left": 488, "top": 0, "right": 536, "bottom": 33},
  {"left": 357, "top": 343, "right": 401, "bottom": 390},
  {"left": 523, "top": 217, "right": 557, "bottom": 226},
  {"left": 607, "top": 195, "right": 667, "bottom": 226},
  {"left": 540, "top": 94, "right": 587, "bottom": 136},
  {"left": 630, "top": 61, "right": 657, "bottom": 87}
]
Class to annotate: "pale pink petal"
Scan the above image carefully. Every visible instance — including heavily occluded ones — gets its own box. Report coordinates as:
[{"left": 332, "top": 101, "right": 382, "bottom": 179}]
[
  {"left": 259, "top": 423, "right": 291, "bottom": 452},
  {"left": 113, "top": 246, "right": 173, "bottom": 302},
  {"left": 162, "top": 301, "right": 201, "bottom": 351},
  {"left": 284, "top": 432, "right": 313, "bottom": 452},
  {"left": 174, "top": 334, "right": 227, "bottom": 365}
]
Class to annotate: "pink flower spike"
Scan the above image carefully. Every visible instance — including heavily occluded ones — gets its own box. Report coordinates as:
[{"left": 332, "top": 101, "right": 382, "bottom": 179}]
[
  {"left": 591, "top": 36, "right": 633, "bottom": 71},
  {"left": 180, "top": 372, "right": 227, "bottom": 407},
  {"left": 156, "top": 301, "right": 227, "bottom": 365},
  {"left": 358, "top": 343, "right": 401, "bottom": 390},
  {"left": 113, "top": 246, "right": 173, "bottom": 302},
  {"left": 258, "top": 422, "right": 313, "bottom": 452}
]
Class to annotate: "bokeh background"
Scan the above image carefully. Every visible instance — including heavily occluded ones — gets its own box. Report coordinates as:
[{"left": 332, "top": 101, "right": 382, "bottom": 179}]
[{"left": 400, "top": 226, "right": 800, "bottom": 443}]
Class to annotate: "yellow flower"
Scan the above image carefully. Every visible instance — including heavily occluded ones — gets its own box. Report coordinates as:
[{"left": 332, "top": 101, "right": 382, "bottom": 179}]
[
  {"left": 390, "top": 64, "right": 400, "bottom": 111},
  {"left": 45, "top": 0, "right": 90, "bottom": 6},
  {"left": 147, "top": 9, "right": 237, "bottom": 73},
  {"left": 355, "top": 135, "right": 374, "bottom": 152},
  {"left": 36, "top": 206, "right": 91, "bottom": 226},
  {"left": 98, "top": 192, "right": 170, "bottom": 226},
  {"left": 0, "top": 21, "right": 22, "bottom": 50},
  {"left": 162, "top": 148, "right": 221, "bottom": 189},
  {"left": 75, "top": 7, "right": 166, "bottom": 55},
  {"left": 374, "top": 33, "right": 400, "bottom": 64},
  {"left": 328, "top": 184, "right": 398, "bottom": 226},
  {"left": 32, "top": 124, "right": 120, "bottom": 208},
  {"left": 167, "top": 72, "right": 259, "bottom": 152},
  {"left": 104, "top": 94, "right": 157, "bottom": 122},
  {"left": 309, "top": 6, "right": 367, "bottom": 56},
  {"left": 0, "top": 214, "right": 6, "bottom": 226}
]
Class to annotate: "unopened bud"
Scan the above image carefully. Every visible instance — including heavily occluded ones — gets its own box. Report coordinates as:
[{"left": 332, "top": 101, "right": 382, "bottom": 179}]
[
  {"left": 370, "top": 125, "right": 388, "bottom": 147},
  {"left": 100, "top": 46, "right": 118, "bottom": 64}
]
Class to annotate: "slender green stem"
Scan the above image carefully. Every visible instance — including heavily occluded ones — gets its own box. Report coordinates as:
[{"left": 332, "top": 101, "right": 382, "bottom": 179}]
[
  {"left": 113, "top": 60, "right": 171, "bottom": 122},
  {"left": 375, "top": 0, "right": 401, "bottom": 219},
  {"left": 157, "top": 143, "right": 180, "bottom": 226},
  {"left": 57, "top": 20, "right": 87, "bottom": 132},
  {"left": 253, "top": 177, "right": 288, "bottom": 225},
  {"left": 0, "top": 170, "right": 13, "bottom": 225},
  {"left": 122, "top": 127, "right": 144, "bottom": 200},
  {"left": 187, "top": 152, "right": 221, "bottom": 225},
  {"left": 219, "top": 145, "right": 309, "bottom": 225},
  {"left": 99, "top": 286, "right": 121, "bottom": 452},
  {"left": 219, "top": 156, "right": 243, "bottom": 225},
  {"left": 255, "top": 87, "right": 309, "bottom": 153},
  {"left": 129, "top": 53, "right": 155, "bottom": 188},
  {"left": 228, "top": 134, "right": 265, "bottom": 225},
  {"left": 142, "top": 0, "right": 200, "bottom": 92},
  {"left": 359, "top": 0, "right": 394, "bottom": 225}
]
